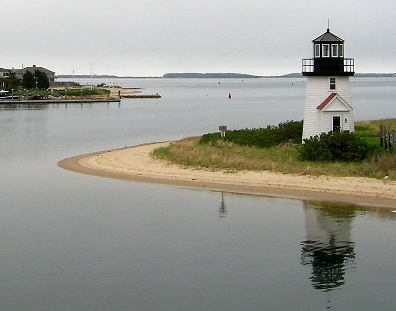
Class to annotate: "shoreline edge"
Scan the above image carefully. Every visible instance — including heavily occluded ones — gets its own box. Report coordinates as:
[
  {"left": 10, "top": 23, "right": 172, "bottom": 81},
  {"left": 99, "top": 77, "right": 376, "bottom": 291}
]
[{"left": 58, "top": 141, "right": 396, "bottom": 209}]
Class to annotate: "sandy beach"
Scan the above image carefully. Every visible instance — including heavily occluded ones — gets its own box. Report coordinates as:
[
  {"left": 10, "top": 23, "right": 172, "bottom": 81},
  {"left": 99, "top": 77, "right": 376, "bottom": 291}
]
[{"left": 58, "top": 141, "right": 396, "bottom": 208}]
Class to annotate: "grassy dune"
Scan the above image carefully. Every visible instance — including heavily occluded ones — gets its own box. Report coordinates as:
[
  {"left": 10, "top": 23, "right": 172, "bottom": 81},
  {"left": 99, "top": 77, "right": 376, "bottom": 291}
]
[{"left": 152, "top": 119, "right": 396, "bottom": 180}]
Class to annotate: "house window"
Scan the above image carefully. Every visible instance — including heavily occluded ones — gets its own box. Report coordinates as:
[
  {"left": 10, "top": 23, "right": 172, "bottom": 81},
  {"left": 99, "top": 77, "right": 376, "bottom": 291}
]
[
  {"left": 331, "top": 44, "right": 338, "bottom": 57},
  {"left": 315, "top": 44, "right": 321, "bottom": 57},
  {"left": 322, "top": 44, "right": 330, "bottom": 57},
  {"left": 329, "top": 77, "right": 336, "bottom": 90},
  {"left": 333, "top": 116, "right": 341, "bottom": 132}
]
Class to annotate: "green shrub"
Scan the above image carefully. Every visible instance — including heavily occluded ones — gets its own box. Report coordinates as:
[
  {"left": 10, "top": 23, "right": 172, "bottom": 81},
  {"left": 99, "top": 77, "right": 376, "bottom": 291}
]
[
  {"left": 298, "top": 131, "right": 376, "bottom": 162},
  {"left": 57, "top": 88, "right": 109, "bottom": 96},
  {"left": 199, "top": 120, "right": 303, "bottom": 148}
]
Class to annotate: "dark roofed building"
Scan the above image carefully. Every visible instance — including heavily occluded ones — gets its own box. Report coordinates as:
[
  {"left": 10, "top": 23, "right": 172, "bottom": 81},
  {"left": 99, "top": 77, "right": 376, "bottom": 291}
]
[{"left": 15, "top": 65, "right": 55, "bottom": 82}]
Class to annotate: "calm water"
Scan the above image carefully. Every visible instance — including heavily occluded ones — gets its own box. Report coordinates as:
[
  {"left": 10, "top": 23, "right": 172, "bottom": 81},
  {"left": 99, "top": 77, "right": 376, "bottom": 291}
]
[{"left": 1, "top": 78, "right": 396, "bottom": 310}]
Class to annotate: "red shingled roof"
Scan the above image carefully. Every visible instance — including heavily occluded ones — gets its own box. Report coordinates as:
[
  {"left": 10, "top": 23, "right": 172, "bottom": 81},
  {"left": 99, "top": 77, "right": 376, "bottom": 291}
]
[{"left": 317, "top": 92, "right": 337, "bottom": 110}]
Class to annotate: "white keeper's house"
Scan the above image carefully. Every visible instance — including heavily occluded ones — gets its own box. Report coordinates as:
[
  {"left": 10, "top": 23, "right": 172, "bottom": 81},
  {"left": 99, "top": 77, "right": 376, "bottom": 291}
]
[{"left": 302, "top": 28, "right": 355, "bottom": 141}]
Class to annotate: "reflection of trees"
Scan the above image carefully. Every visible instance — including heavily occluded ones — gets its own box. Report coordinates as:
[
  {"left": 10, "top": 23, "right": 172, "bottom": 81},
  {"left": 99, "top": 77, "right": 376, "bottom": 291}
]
[
  {"left": 0, "top": 104, "right": 49, "bottom": 111},
  {"left": 301, "top": 202, "right": 356, "bottom": 292},
  {"left": 219, "top": 192, "right": 227, "bottom": 217}
]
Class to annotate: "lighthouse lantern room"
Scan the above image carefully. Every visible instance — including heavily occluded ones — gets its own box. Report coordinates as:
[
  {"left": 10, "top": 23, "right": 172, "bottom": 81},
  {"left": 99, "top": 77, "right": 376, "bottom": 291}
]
[{"left": 302, "top": 28, "right": 355, "bottom": 141}]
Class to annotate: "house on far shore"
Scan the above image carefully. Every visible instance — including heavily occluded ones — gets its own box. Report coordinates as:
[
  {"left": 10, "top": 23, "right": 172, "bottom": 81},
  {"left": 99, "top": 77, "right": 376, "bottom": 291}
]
[
  {"left": 0, "top": 68, "right": 10, "bottom": 78},
  {"left": 15, "top": 65, "right": 55, "bottom": 83},
  {"left": 1, "top": 65, "right": 56, "bottom": 89},
  {"left": 0, "top": 68, "right": 11, "bottom": 89}
]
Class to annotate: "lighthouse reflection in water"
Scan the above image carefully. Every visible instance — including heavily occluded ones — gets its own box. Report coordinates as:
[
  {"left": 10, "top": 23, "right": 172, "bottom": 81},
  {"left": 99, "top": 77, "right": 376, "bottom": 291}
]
[{"left": 301, "top": 202, "right": 356, "bottom": 291}]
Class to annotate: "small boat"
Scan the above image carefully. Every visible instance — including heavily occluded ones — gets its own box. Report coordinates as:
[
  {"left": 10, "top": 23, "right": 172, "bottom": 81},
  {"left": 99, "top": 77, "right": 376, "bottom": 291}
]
[
  {"left": 0, "top": 90, "right": 13, "bottom": 100},
  {"left": 0, "top": 90, "right": 18, "bottom": 100},
  {"left": 0, "top": 90, "right": 10, "bottom": 99}
]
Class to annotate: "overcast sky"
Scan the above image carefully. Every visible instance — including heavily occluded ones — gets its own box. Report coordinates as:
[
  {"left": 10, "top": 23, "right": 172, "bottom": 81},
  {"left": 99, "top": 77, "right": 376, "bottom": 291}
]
[{"left": 3, "top": 0, "right": 395, "bottom": 76}]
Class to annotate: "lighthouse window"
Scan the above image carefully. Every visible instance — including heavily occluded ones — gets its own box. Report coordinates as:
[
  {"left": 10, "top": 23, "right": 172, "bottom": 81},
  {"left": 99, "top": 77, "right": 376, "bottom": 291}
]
[
  {"left": 315, "top": 44, "right": 321, "bottom": 57},
  {"left": 339, "top": 44, "right": 344, "bottom": 57},
  {"left": 331, "top": 44, "right": 338, "bottom": 57},
  {"left": 329, "top": 77, "right": 336, "bottom": 90},
  {"left": 322, "top": 44, "right": 330, "bottom": 57}
]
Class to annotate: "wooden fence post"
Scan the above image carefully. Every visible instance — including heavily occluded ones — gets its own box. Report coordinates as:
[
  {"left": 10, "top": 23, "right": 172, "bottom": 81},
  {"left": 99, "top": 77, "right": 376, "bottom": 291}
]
[
  {"left": 386, "top": 129, "right": 391, "bottom": 150},
  {"left": 379, "top": 125, "right": 395, "bottom": 152},
  {"left": 380, "top": 124, "right": 385, "bottom": 147}
]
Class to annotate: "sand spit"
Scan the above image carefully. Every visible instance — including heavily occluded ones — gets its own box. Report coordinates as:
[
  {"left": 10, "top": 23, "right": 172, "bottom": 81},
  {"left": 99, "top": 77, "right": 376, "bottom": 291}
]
[{"left": 58, "top": 142, "right": 396, "bottom": 209}]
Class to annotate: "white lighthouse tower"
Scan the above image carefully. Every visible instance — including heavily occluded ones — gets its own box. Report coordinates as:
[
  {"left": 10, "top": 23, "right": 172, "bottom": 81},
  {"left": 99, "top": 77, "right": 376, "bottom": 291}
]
[{"left": 302, "top": 28, "right": 355, "bottom": 141}]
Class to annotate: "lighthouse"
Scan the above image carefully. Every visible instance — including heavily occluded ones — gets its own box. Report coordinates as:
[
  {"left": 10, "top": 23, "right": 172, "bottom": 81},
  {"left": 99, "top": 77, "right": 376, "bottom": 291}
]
[{"left": 302, "top": 28, "right": 355, "bottom": 141}]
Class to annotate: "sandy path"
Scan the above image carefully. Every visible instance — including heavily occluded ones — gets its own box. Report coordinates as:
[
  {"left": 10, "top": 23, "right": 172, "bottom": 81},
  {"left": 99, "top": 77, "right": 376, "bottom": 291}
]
[{"left": 58, "top": 142, "right": 396, "bottom": 208}]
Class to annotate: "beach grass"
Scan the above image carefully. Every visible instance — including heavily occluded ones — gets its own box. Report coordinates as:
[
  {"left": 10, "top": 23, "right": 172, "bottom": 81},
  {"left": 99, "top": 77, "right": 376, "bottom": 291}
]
[
  {"left": 356, "top": 118, "right": 396, "bottom": 137},
  {"left": 151, "top": 119, "right": 396, "bottom": 180}
]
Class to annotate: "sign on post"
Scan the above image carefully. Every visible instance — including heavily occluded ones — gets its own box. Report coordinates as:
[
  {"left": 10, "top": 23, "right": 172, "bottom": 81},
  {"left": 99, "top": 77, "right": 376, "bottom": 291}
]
[
  {"left": 219, "top": 125, "right": 227, "bottom": 156},
  {"left": 219, "top": 125, "right": 227, "bottom": 138}
]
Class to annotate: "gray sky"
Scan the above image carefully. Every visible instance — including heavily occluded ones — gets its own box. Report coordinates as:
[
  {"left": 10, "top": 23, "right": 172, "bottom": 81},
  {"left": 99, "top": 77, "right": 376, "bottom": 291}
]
[{"left": 3, "top": 0, "right": 395, "bottom": 76}]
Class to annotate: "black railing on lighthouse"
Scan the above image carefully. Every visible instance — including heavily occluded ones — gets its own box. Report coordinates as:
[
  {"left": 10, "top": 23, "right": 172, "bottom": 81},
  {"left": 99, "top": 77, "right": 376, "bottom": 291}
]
[{"left": 302, "top": 58, "right": 355, "bottom": 76}]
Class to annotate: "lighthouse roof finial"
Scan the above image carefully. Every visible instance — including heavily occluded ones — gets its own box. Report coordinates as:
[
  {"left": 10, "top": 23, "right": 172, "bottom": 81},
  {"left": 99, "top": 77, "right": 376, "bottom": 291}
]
[{"left": 312, "top": 23, "right": 344, "bottom": 43}]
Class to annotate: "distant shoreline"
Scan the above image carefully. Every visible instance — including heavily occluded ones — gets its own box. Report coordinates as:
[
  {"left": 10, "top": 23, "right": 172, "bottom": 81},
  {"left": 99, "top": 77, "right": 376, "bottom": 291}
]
[{"left": 56, "top": 72, "right": 396, "bottom": 79}]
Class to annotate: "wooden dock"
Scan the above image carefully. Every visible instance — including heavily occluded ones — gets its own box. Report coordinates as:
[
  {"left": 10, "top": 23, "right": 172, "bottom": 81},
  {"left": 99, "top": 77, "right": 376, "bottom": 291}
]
[
  {"left": 0, "top": 93, "right": 162, "bottom": 105},
  {"left": 0, "top": 98, "right": 121, "bottom": 105},
  {"left": 120, "top": 94, "right": 161, "bottom": 99}
]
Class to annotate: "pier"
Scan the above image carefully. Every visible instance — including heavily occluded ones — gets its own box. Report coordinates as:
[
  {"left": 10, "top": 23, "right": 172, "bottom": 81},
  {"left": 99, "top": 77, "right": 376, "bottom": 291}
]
[
  {"left": 120, "top": 94, "right": 161, "bottom": 99},
  {"left": 0, "top": 98, "right": 121, "bottom": 105},
  {"left": 0, "top": 94, "right": 162, "bottom": 105}
]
